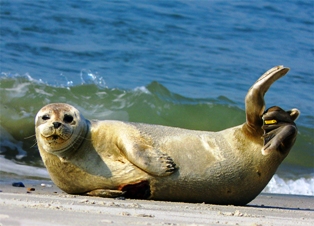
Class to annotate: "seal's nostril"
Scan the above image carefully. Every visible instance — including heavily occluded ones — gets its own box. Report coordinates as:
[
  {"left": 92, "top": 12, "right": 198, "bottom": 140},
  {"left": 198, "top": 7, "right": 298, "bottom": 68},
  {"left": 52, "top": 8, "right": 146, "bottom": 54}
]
[{"left": 53, "top": 122, "right": 62, "bottom": 129}]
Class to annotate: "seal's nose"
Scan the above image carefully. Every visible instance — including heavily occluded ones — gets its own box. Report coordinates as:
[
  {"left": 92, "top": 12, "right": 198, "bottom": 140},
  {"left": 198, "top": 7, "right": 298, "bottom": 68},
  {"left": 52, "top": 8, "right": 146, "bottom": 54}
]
[{"left": 53, "top": 122, "right": 62, "bottom": 129}]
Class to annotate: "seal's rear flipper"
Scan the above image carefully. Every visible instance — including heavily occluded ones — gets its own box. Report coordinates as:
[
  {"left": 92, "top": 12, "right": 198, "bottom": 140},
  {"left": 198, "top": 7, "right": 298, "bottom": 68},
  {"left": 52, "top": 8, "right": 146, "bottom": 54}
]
[
  {"left": 245, "top": 66, "right": 290, "bottom": 136},
  {"left": 261, "top": 106, "right": 300, "bottom": 156}
]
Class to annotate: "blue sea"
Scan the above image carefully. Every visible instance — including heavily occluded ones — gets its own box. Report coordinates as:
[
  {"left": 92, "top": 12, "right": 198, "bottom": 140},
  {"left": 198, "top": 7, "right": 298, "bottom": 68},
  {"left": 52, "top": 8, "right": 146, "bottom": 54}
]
[{"left": 0, "top": 0, "right": 313, "bottom": 196}]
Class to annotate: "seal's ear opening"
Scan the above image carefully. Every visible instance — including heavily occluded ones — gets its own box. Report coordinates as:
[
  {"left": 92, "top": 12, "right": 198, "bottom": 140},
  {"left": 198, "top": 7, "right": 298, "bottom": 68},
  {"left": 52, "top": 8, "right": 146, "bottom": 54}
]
[{"left": 261, "top": 106, "right": 299, "bottom": 156}]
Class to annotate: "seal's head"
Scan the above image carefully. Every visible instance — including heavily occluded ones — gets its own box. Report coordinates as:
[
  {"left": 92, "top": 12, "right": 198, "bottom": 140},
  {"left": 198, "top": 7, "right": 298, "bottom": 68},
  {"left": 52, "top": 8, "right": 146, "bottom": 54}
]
[
  {"left": 261, "top": 106, "right": 300, "bottom": 156},
  {"left": 35, "top": 103, "right": 88, "bottom": 157}
]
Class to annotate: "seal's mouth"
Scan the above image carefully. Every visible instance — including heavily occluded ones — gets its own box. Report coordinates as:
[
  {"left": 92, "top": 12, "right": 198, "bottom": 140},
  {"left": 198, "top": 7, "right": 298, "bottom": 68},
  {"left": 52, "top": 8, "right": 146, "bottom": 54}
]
[
  {"left": 52, "top": 135, "right": 59, "bottom": 140},
  {"left": 41, "top": 125, "right": 72, "bottom": 143},
  {"left": 44, "top": 134, "right": 67, "bottom": 143},
  {"left": 41, "top": 133, "right": 71, "bottom": 156}
]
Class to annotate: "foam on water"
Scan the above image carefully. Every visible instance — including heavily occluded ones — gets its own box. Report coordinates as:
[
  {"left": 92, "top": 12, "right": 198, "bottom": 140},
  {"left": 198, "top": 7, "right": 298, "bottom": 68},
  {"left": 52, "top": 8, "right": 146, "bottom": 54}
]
[
  {"left": 0, "top": 157, "right": 49, "bottom": 179},
  {"left": 263, "top": 174, "right": 314, "bottom": 196}
]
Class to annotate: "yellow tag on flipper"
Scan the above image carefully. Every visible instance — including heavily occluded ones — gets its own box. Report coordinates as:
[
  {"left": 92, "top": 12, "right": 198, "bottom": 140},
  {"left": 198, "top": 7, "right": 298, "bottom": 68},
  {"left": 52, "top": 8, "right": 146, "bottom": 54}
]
[{"left": 264, "top": 119, "right": 277, "bottom": 125}]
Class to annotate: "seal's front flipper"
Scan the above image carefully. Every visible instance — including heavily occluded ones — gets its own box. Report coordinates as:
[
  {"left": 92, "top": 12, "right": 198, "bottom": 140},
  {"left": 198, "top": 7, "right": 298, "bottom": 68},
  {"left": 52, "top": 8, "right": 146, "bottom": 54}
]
[
  {"left": 261, "top": 106, "right": 300, "bottom": 156},
  {"left": 117, "top": 124, "right": 177, "bottom": 177},
  {"left": 85, "top": 189, "right": 125, "bottom": 198},
  {"left": 127, "top": 146, "right": 177, "bottom": 177}
]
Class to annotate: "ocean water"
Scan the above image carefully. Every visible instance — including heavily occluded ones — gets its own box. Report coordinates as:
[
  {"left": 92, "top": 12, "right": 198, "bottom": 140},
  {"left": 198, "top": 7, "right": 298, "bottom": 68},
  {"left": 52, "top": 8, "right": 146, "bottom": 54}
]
[{"left": 0, "top": 0, "right": 313, "bottom": 196}]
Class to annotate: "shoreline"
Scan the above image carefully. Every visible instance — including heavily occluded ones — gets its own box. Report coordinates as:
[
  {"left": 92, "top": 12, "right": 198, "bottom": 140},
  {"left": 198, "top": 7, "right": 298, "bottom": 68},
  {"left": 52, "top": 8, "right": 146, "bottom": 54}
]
[{"left": 0, "top": 179, "right": 313, "bottom": 225}]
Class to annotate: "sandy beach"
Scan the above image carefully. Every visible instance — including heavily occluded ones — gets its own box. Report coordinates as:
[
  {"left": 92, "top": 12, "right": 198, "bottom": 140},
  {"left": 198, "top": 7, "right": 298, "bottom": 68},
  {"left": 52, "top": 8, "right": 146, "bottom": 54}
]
[{"left": 0, "top": 179, "right": 313, "bottom": 226}]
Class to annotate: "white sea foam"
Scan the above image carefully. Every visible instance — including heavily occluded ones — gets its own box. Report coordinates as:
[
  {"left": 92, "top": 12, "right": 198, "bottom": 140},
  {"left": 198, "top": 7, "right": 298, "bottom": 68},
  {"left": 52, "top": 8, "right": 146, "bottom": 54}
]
[
  {"left": 263, "top": 174, "right": 314, "bottom": 196},
  {"left": 133, "top": 86, "right": 151, "bottom": 94},
  {"left": 0, "top": 157, "right": 49, "bottom": 179},
  {"left": 80, "top": 69, "right": 106, "bottom": 88}
]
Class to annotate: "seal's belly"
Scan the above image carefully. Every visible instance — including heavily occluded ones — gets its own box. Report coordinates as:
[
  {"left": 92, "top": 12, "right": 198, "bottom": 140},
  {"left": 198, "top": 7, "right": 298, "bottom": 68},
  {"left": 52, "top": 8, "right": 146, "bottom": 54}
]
[
  {"left": 157, "top": 134, "right": 226, "bottom": 176},
  {"left": 137, "top": 125, "right": 266, "bottom": 203},
  {"left": 131, "top": 123, "right": 232, "bottom": 176}
]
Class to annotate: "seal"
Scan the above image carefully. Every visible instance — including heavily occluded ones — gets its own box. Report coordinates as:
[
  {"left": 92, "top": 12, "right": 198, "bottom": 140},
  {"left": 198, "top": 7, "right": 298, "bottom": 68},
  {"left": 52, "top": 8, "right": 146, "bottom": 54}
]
[{"left": 35, "top": 65, "right": 300, "bottom": 205}]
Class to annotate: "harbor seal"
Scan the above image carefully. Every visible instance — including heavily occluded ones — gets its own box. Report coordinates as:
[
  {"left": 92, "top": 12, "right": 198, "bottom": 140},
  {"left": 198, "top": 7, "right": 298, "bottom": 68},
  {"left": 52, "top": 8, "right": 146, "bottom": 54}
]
[{"left": 35, "top": 65, "right": 300, "bottom": 205}]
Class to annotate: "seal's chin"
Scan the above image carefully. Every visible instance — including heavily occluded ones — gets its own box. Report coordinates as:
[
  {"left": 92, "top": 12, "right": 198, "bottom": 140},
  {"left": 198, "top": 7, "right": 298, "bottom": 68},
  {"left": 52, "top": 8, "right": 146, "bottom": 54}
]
[{"left": 41, "top": 134, "right": 73, "bottom": 155}]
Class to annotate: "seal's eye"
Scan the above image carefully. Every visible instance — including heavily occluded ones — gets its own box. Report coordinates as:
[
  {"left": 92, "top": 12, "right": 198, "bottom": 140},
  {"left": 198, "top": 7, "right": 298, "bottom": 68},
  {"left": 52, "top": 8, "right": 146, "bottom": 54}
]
[
  {"left": 42, "top": 115, "right": 50, "bottom": 120},
  {"left": 63, "top": 114, "right": 74, "bottom": 123}
]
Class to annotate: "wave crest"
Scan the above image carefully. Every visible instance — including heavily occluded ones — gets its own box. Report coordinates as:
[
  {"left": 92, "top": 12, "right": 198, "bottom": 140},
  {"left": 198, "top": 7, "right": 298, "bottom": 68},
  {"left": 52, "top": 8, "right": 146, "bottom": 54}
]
[{"left": 263, "top": 174, "right": 314, "bottom": 196}]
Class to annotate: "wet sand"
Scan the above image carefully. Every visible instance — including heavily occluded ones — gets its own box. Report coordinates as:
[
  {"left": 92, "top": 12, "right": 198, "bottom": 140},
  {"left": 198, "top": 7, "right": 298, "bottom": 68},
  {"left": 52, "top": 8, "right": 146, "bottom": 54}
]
[{"left": 0, "top": 179, "right": 313, "bottom": 226}]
